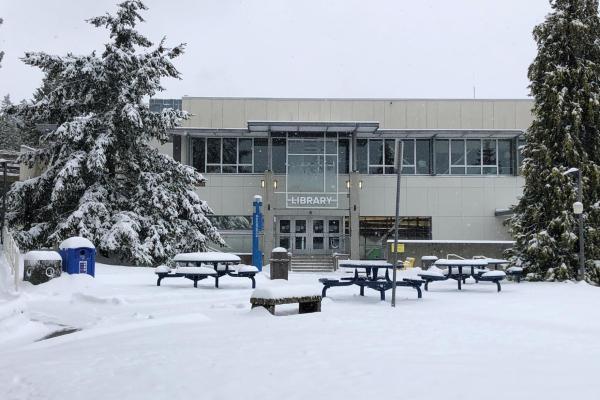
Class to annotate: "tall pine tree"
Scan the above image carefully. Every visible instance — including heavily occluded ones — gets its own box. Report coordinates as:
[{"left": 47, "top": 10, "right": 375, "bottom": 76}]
[
  {"left": 6, "top": 0, "right": 224, "bottom": 265},
  {"left": 508, "top": 0, "right": 600, "bottom": 283}
]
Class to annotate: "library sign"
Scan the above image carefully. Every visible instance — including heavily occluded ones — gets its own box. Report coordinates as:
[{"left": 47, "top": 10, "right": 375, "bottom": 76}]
[{"left": 287, "top": 193, "right": 338, "bottom": 209}]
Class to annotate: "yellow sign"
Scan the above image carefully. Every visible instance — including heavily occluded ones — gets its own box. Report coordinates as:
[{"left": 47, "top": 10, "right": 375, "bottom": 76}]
[{"left": 390, "top": 243, "right": 405, "bottom": 253}]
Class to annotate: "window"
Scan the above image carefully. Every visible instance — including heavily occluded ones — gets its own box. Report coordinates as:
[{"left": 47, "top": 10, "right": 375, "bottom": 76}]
[
  {"left": 272, "top": 138, "right": 286, "bottom": 173},
  {"left": 191, "top": 137, "right": 205, "bottom": 173},
  {"left": 365, "top": 138, "right": 395, "bottom": 174},
  {"left": 338, "top": 138, "right": 349, "bottom": 174},
  {"left": 206, "top": 138, "right": 222, "bottom": 173},
  {"left": 253, "top": 138, "right": 268, "bottom": 173},
  {"left": 434, "top": 139, "right": 449, "bottom": 174},
  {"left": 498, "top": 139, "right": 513, "bottom": 175},
  {"left": 416, "top": 140, "right": 430, "bottom": 174},
  {"left": 356, "top": 139, "right": 368, "bottom": 173}
]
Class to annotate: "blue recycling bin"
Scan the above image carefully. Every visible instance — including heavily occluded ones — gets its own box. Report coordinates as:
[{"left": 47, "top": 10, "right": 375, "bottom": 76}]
[{"left": 59, "top": 237, "right": 96, "bottom": 277}]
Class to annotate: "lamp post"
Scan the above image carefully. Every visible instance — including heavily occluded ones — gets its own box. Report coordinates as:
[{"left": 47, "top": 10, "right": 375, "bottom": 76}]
[
  {"left": 391, "top": 141, "right": 404, "bottom": 307},
  {"left": 563, "top": 168, "right": 585, "bottom": 281}
]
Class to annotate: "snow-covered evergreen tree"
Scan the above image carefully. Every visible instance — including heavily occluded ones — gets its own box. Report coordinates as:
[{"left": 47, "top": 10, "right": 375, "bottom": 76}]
[
  {"left": 0, "top": 96, "right": 21, "bottom": 151},
  {"left": 508, "top": 0, "right": 600, "bottom": 283},
  {"left": 6, "top": 0, "right": 224, "bottom": 265},
  {"left": 0, "top": 18, "right": 4, "bottom": 67}
]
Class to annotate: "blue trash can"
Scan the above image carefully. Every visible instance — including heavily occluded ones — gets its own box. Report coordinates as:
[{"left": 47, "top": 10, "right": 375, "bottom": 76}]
[{"left": 59, "top": 237, "right": 96, "bottom": 277}]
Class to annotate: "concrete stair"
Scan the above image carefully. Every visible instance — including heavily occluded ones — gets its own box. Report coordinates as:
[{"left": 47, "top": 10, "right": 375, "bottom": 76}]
[{"left": 291, "top": 255, "right": 334, "bottom": 273}]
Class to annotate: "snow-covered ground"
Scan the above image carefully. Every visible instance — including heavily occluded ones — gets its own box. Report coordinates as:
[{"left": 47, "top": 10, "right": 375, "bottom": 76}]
[{"left": 1, "top": 256, "right": 599, "bottom": 400}]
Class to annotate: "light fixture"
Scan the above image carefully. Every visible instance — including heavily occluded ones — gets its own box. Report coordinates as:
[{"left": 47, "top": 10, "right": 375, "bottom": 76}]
[
  {"left": 273, "top": 180, "right": 278, "bottom": 189},
  {"left": 359, "top": 180, "right": 363, "bottom": 189},
  {"left": 346, "top": 180, "right": 351, "bottom": 189},
  {"left": 573, "top": 201, "right": 583, "bottom": 215},
  {"left": 260, "top": 179, "right": 265, "bottom": 188}
]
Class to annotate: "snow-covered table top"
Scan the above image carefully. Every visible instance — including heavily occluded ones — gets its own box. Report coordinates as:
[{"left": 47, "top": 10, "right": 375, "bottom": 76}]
[
  {"left": 482, "top": 258, "right": 510, "bottom": 264},
  {"left": 434, "top": 259, "right": 489, "bottom": 267},
  {"left": 173, "top": 252, "right": 241, "bottom": 263},
  {"left": 338, "top": 260, "right": 393, "bottom": 268},
  {"left": 23, "top": 250, "right": 62, "bottom": 261},
  {"left": 421, "top": 256, "right": 439, "bottom": 261},
  {"left": 252, "top": 284, "right": 321, "bottom": 300},
  {"left": 59, "top": 236, "right": 95, "bottom": 249}
]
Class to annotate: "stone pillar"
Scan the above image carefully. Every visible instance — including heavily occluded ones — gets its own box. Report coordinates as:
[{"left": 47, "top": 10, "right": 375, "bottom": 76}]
[
  {"left": 180, "top": 133, "right": 189, "bottom": 165},
  {"left": 349, "top": 171, "right": 361, "bottom": 259},
  {"left": 263, "top": 170, "right": 274, "bottom": 263}
]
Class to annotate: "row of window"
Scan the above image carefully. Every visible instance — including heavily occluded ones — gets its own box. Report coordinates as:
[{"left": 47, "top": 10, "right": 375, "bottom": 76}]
[{"left": 189, "top": 136, "right": 524, "bottom": 176}]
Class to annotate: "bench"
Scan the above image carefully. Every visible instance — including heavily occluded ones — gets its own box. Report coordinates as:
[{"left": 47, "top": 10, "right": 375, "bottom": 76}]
[
  {"left": 155, "top": 266, "right": 217, "bottom": 288},
  {"left": 250, "top": 285, "right": 322, "bottom": 315},
  {"left": 476, "top": 270, "right": 506, "bottom": 292},
  {"left": 506, "top": 266, "right": 524, "bottom": 283}
]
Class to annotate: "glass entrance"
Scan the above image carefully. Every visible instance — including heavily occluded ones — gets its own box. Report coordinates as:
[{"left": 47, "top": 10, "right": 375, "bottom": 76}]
[{"left": 276, "top": 217, "right": 342, "bottom": 254}]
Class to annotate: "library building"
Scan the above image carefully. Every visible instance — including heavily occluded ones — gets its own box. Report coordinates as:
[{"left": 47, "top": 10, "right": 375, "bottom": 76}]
[{"left": 154, "top": 97, "right": 531, "bottom": 267}]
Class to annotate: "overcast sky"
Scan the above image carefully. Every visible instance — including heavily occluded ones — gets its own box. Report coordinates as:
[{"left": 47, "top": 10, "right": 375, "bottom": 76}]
[{"left": 0, "top": 0, "right": 551, "bottom": 102}]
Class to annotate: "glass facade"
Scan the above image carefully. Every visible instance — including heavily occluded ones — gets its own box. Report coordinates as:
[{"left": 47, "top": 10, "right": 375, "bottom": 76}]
[{"left": 190, "top": 133, "right": 523, "bottom": 176}]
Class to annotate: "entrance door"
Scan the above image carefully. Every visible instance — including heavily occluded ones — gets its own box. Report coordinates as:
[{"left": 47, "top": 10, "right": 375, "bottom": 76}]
[{"left": 276, "top": 217, "right": 343, "bottom": 255}]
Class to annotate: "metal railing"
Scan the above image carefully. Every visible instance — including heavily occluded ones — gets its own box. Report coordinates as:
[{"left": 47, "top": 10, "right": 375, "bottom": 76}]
[{"left": 2, "top": 226, "right": 22, "bottom": 291}]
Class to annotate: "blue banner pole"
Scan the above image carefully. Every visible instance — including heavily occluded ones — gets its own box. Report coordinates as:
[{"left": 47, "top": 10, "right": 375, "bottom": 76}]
[{"left": 252, "top": 195, "right": 264, "bottom": 271}]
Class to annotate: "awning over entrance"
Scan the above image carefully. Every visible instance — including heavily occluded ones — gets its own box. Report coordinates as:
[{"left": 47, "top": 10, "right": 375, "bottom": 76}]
[{"left": 247, "top": 120, "right": 379, "bottom": 134}]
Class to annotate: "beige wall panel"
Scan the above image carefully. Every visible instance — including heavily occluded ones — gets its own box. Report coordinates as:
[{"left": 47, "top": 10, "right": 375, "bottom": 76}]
[
  {"left": 267, "top": 100, "right": 299, "bottom": 121},
  {"left": 210, "top": 99, "right": 223, "bottom": 128},
  {"left": 515, "top": 101, "right": 534, "bottom": 130},
  {"left": 222, "top": 99, "right": 246, "bottom": 128},
  {"left": 425, "top": 101, "right": 439, "bottom": 129},
  {"left": 482, "top": 101, "right": 495, "bottom": 129},
  {"left": 298, "top": 100, "right": 329, "bottom": 121},
  {"left": 383, "top": 100, "right": 406, "bottom": 129},
  {"left": 372, "top": 101, "right": 385, "bottom": 125},
  {"left": 492, "top": 101, "right": 516, "bottom": 129},
  {"left": 245, "top": 99, "right": 268, "bottom": 122},
  {"left": 184, "top": 98, "right": 213, "bottom": 128},
  {"left": 330, "top": 100, "right": 354, "bottom": 121},
  {"left": 405, "top": 101, "right": 427, "bottom": 129},
  {"left": 436, "top": 101, "right": 462, "bottom": 129},
  {"left": 351, "top": 100, "right": 375, "bottom": 121},
  {"left": 459, "top": 101, "right": 484, "bottom": 129}
]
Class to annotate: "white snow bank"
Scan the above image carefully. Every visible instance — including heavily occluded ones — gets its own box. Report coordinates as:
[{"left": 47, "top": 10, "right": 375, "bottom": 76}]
[
  {"left": 23, "top": 250, "right": 62, "bottom": 261},
  {"left": 252, "top": 283, "right": 321, "bottom": 299},
  {"left": 173, "top": 252, "right": 240, "bottom": 263},
  {"left": 59, "top": 236, "right": 95, "bottom": 249},
  {"left": 176, "top": 266, "right": 217, "bottom": 275}
]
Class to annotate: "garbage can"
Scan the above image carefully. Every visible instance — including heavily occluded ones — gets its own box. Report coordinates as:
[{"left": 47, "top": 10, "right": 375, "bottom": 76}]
[
  {"left": 23, "top": 251, "right": 62, "bottom": 285},
  {"left": 59, "top": 237, "right": 96, "bottom": 277},
  {"left": 270, "top": 247, "right": 290, "bottom": 280},
  {"left": 421, "top": 256, "right": 438, "bottom": 269}
]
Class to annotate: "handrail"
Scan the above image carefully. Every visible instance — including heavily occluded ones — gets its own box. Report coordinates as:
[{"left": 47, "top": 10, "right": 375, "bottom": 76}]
[{"left": 446, "top": 253, "right": 465, "bottom": 260}]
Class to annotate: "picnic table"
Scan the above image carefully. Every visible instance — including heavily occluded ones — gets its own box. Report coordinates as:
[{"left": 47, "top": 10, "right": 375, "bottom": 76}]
[
  {"left": 155, "top": 252, "right": 258, "bottom": 288},
  {"left": 319, "top": 260, "right": 424, "bottom": 301},
  {"left": 433, "top": 259, "right": 489, "bottom": 290}
]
